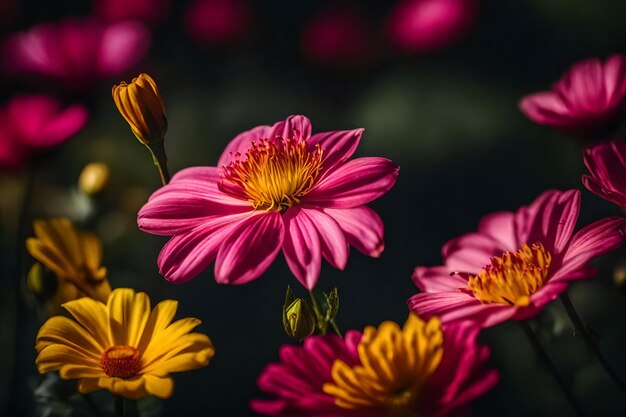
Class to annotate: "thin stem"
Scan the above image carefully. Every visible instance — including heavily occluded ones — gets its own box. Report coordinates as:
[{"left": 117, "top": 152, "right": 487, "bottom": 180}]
[
  {"left": 115, "top": 396, "right": 126, "bottom": 417},
  {"left": 308, "top": 290, "right": 323, "bottom": 331},
  {"left": 329, "top": 319, "right": 342, "bottom": 338},
  {"left": 519, "top": 321, "right": 586, "bottom": 417},
  {"left": 149, "top": 145, "right": 170, "bottom": 186},
  {"left": 560, "top": 292, "right": 625, "bottom": 390}
]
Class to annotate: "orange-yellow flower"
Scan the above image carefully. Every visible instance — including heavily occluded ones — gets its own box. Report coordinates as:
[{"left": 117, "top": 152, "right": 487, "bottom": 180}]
[
  {"left": 26, "top": 218, "right": 111, "bottom": 309},
  {"left": 35, "top": 288, "right": 215, "bottom": 399}
]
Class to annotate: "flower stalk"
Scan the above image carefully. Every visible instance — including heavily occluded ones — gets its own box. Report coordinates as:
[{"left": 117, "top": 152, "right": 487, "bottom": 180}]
[
  {"left": 519, "top": 321, "right": 587, "bottom": 417},
  {"left": 560, "top": 292, "right": 625, "bottom": 390}
]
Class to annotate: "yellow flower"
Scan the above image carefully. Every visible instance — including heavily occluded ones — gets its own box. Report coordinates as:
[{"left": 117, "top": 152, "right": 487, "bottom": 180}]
[
  {"left": 323, "top": 314, "right": 443, "bottom": 414},
  {"left": 26, "top": 218, "right": 111, "bottom": 306},
  {"left": 112, "top": 73, "right": 167, "bottom": 147},
  {"left": 36, "top": 288, "right": 215, "bottom": 399}
]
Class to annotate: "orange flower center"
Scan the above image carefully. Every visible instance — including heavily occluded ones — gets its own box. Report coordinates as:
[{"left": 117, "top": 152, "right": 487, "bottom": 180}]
[
  {"left": 100, "top": 345, "right": 141, "bottom": 378},
  {"left": 222, "top": 138, "right": 323, "bottom": 211},
  {"left": 468, "top": 243, "right": 552, "bottom": 307}
]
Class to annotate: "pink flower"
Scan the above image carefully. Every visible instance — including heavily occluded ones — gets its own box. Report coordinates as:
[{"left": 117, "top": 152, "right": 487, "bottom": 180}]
[
  {"left": 409, "top": 190, "right": 625, "bottom": 328},
  {"left": 251, "top": 314, "right": 498, "bottom": 417},
  {"left": 184, "top": 0, "right": 253, "bottom": 47},
  {"left": 583, "top": 140, "right": 626, "bottom": 207},
  {"left": 94, "top": 0, "right": 170, "bottom": 27},
  {"left": 138, "top": 115, "right": 398, "bottom": 288},
  {"left": 2, "top": 18, "right": 151, "bottom": 90},
  {"left": 385, "top": 0, "right": 478, "bottom": 54},
  {"left": 300, "top": 6, "right": 375, "bottom": 70},
  {"left": 519, "top": 54, "right": 626, "bottom": 139},
  {"left": 0, "top": 95, "right": 88, "bottom": 170}
]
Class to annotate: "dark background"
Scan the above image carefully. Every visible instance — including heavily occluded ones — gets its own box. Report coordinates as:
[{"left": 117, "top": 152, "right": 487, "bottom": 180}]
[{"left": 1, "top": 0, "right": 626, "bottom": 416}]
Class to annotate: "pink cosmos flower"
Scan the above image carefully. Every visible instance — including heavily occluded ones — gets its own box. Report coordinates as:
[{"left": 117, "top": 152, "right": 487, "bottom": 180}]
[
  {"left": 2, "top": 18, "right": 151, "bottom": 91},
  {"left": 300, "top": 6, "right": 375, "bottom": 70},
  {"left": 251, "top": 314, "right": 498, "bottom": 417},
  {"left": 409, "top": 190, "right": 626, "bottom": 328},
  {"left": 385, "top": 0, "right": 478, "bottom": 54},
  {"left": 184, "top": 0, "right": 253, "bottom": 47},
  {"left": 0, "top": 95, "right": 88, "bottom": 170},
  {"left": 583, "top": 140, "right": 626, "bottom": 207},
  {"left": 138, "top": 115, "right": 398, "bottom": 288},
  {"left": 519, "top": 54, "right": 626, "bottom": 138},
  {"left": 94, "top": 0, "right": 170, "bottom": 27}
]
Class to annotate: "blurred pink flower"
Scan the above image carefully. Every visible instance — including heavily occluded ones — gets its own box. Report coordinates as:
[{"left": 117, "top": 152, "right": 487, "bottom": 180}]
[
  {"left": 0, "top": 95, "right": 88, "bottom": 170},
  {"left": 583, "top": 140, "right": 626, "bottom": 207},
  {"left": 409, "top": 190, "right": 625, "bottom": 328},
  {"left": 94, "top": 0, "right": 170, "bottom": 27},
  {"left": 184, "top": 0, "right": 253, "bottom": 47},
  {"left": 138, "top": 115, "right": 398, "bottom": 288},
  {"left": 385, "top": 0, "right": 478, "bottom": 54},
  {"left": 520, "top": 54, "right": 626, "bottom": 138},
  {"left": 2, "top": 18, "right": 151, "bottom": 90},
  {"left": 251, "top": 315, "right": 497, "bottom": 417},
  {"left": 300, "top": 6, "right": 375, "bottom": 70}
]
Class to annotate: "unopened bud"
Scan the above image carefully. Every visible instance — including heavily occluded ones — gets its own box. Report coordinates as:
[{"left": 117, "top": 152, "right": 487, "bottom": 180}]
[
  {"left": 614, "top": 261, "right": 626, "bottom": 292},
  {"left": 79, "top": 162, "right": 110, "bottom": 196},
  {"left": 283, "top": 298, "right": 316, "bottom": 341},
  {"left": 27, "top": 263, "right": 57, "bottom": 302}
]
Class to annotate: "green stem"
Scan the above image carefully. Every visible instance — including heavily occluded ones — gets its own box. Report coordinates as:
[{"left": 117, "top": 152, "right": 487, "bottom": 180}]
[
  {"left": 308, "top": 290, "right": 323, "bottom": 332},
  {"left": 148, "top": 144, "right": 170, "bottom": 186},
  {"left": 115, "top": 396, "right": 126, "bottom": 417},
  {"left": 519, "top": 321, "right": 586, "bottom": 417},
  {"left": 329, "top": 319, "right": 342, "bottom": 338},
  {"left": 560, "top": 292, "right": 625, "bottom": 390}
]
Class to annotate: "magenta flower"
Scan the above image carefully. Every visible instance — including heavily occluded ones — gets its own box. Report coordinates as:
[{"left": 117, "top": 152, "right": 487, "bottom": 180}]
[
  {"left": 0, "top": 95, "right": 88, "bottom": 170},
  {"left": 300, "top": 6, "right": 375, "bottom": 70},
  {"left": 94, "top": 0, "right": 170, "bottom": 27},
  {"left": 2, "top": 18, "right": 151, "bottom": 90},
  {"left": 409, "top": 190, "right": 625, "bottom": 328},
  {"left": 519, "top": 54, "right": 626, "bottom": 138},
  {"left": 385, "top": 0, "right": 478, "bottom": 54},
  {"left": 184, "top": 0, "right": 253, "bottom": 47},
  {"left": 583, "top": 140, "right": 626, "bottom": 207},
  {"left": 252, "top": 314, "right": 498, "bottom": 417},
  {"left": 138, "top": 115, "right": 398, "bottom": 288}
]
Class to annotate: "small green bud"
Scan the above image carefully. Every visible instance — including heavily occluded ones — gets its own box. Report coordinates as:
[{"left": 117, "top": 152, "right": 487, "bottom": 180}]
[{"left": 283, "top": 298, "right": 316, "bottom": 341}]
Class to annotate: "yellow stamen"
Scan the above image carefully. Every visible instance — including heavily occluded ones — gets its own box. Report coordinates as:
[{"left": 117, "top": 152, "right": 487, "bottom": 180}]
[
  {"left": 323, "top": 314, "right": 443, "bottom": 416},
  {"left": 222, "top": 138, "right": 323, "bottom": 211},
  {"left": 468, "top": 243, "right": 551, "bottom": 307},
  {"left": 100, "top": 345, "right": 141, "bottom": 378}
]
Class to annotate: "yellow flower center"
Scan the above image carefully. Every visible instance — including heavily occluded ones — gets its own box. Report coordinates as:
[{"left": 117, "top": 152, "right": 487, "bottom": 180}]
[
  {"left": 468, "top": 243, "right": 552, "bottom": 307},
  {"left": 222, "top": 138, "right": 323, "bottom": 211},
  {"left": 323, "top": 315, "right": 443, "bottom": 417},
  {"left": 100, "top": 345, "right": 141, "bottom": 378}
]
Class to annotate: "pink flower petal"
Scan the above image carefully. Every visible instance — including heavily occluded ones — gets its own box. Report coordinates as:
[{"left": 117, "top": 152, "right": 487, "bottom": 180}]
[
  {"left": 412, "top": 266, "right": 467, "bottom": 292},
  {"left": 37, "top": 105, "right": 88, "bottom": 147},
  {"left": 408, "top": 291, "right": 515, "bottom": 327},
  {"left": 215, "top": 211, "right": 284, "bottom": 284},
  {"left": 551, "top": 216, "right": 625, "bottom": 282},
  {"left": 98, "top": 20, "right": 151, "bottom": 76},
  {"left": 267, "top": 115, "right": 312, "bottom": 142},
  {"left": 308, "top": 128, "right": 363, "bottom": 176},
  {"left": 604, "top": 54, "right": 626, "bottom": 106},
  {"left": 517, "top": 189, "right": 580, "bottom": 255},
  {"left": 305, "top": 157, "right": 399, "bottom": 208},
  {"left": 476, "top": 211, "right": 517, "bottom": 251},
  {"left": 157, "top": 212, "right": 250, "bottom": 283},
  {"left": 302, "top": 208, "right": 348, "bottom": 270},
  {"left": 324, "top": 206, "right": 384, "bottom": 257},
  {"left": 282, "top": 208, "right": 322, "bottom": 289},
  {"left": 138, "top": 176, "right": 251, "bottom": 235},
  {"left": 442, "top": 233, "right": 501, "bottom": 273}
]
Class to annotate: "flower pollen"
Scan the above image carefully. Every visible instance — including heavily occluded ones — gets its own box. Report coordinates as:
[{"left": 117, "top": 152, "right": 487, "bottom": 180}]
[
  {"left": 468, "top": 243, "right": 551, "bottom": 307},
  {"left": 100, "top": 345, "right": 141, "bottom": 378},
  {"left": 222, "top": 137, "right": 323, "bottom": 211},
  {"left": 323, "top": 314, "right": 444, "bottom": 417}
]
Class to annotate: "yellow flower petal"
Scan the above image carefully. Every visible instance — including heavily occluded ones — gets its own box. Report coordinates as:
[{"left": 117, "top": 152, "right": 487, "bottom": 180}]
[
  {"left": 136, "top": 299, "right": 178, "bottom": 354},
  {"left": 60, "top": 364, "right": 106, "bottom": 379},
  {"left": 36, "top": 344, "right": 99, "bottom": 374},
  {"left": 141, "top": 333, "right": 214, "bottom": 375},
  {"left": 107, "top": 288, "right": 151, "bottom": 346},
  {"left": 62, "top": 297, "right": 111, "bottom": 348},
  {"left": 35, "top": 316, "right": 103, "bottom": 357},
  {"left": 143, "top": 374, "right": 174, "bottom": 399},
  {"left": 98, "top": 375, "right": 150, "bottom": 400}
]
